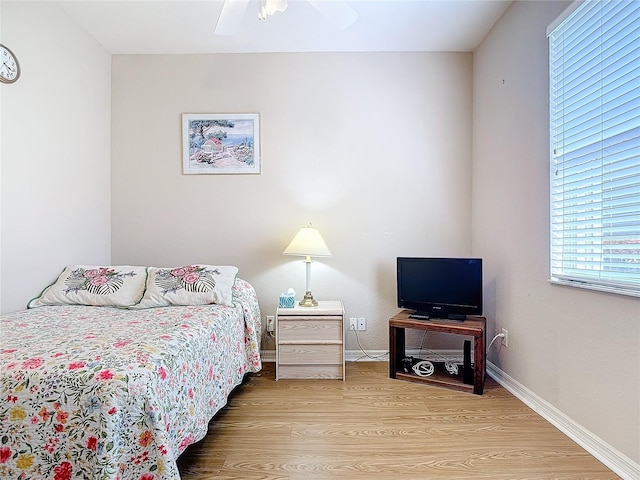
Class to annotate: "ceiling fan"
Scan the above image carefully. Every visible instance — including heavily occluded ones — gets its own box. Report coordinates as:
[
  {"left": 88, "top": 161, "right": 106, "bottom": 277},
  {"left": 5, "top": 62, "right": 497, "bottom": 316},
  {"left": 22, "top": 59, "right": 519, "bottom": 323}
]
[{"left": 214, "top": 0, "right": 359, "bottom": 35}]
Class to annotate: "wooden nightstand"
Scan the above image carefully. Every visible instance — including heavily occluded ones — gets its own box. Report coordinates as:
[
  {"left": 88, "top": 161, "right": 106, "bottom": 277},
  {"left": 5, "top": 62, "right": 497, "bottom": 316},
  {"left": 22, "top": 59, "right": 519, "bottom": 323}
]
[{"left": 275, "top": 300, "right": 345, "bottom": 380}]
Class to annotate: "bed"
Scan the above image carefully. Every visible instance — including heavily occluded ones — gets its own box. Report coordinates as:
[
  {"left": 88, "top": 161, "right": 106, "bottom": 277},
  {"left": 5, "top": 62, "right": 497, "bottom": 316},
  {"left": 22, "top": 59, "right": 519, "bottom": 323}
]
[{"left": 0, "top": 264, "right": 262, "bottom": 480}]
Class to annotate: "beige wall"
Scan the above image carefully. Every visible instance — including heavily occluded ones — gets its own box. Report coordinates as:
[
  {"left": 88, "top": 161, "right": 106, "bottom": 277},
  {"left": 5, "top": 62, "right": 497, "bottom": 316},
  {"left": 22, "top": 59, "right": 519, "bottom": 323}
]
[
  {"left": 473, "top": 0, "right": 639, "bottom": 465},
  {"left": 0, "top": 2, "right": 112, "bottom": 314},
  {"left": 111, "top": 52, "right": 473, "bottom": 353}
]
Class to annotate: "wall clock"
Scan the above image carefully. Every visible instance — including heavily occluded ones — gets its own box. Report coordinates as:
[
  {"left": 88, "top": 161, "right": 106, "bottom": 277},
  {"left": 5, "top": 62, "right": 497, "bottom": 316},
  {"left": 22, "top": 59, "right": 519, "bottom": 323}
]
[{"left": 0, "top": 44, "right": 21, "bottom": 84}]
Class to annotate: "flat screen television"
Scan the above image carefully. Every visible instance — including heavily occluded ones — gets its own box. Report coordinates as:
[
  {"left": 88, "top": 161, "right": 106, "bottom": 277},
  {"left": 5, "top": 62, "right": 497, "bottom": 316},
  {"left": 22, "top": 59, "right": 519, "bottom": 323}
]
[{"left": 397, "top": 257, "right": 483, "bottom": 320}]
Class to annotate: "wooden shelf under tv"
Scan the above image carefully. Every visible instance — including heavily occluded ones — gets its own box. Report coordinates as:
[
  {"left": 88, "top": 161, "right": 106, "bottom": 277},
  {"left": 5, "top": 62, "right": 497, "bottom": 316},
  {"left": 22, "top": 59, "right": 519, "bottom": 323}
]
[{"left": 389, "top": 310, "right": 486, "bottom": 395}]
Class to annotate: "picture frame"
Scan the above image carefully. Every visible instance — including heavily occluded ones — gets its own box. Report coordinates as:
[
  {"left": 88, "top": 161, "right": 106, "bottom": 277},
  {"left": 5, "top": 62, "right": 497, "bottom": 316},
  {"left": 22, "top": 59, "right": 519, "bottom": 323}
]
[{"left": 182, "top": 113, "right": 260, "bottom": 174}]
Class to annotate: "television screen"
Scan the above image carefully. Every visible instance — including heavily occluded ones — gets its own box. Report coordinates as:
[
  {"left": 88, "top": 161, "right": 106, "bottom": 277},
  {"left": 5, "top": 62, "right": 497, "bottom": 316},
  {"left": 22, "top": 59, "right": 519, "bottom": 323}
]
[{"left": 397, "top": 257, "right": 483, "bottom": 319}]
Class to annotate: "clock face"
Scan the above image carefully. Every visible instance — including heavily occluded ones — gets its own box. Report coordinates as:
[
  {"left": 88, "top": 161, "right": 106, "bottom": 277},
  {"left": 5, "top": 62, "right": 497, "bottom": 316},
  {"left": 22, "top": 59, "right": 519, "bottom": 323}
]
[{"left": 0, "top": 44, "right": 20, "bottom": 84}]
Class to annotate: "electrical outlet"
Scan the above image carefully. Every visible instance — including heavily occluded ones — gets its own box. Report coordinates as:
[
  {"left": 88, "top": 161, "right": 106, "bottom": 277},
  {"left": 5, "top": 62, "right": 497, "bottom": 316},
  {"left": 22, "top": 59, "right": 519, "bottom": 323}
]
[
  {"left": 349, "top": 318, "right": 357, "bottom": 331},
  {"left": 501, "top": 328, "right": 508, "bottom": 347},
  {"left": 266, "top": 315, "right": 275, "bottom": 333},
  {"left": 357, "top": 317, "right": 366, "bottom": 331}
]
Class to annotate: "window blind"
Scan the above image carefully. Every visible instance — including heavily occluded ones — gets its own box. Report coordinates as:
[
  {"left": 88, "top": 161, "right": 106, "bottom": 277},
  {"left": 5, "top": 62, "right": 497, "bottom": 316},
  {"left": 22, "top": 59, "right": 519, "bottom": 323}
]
[{"left": 548, "top": 0, "right": 640, "bottom": 296}]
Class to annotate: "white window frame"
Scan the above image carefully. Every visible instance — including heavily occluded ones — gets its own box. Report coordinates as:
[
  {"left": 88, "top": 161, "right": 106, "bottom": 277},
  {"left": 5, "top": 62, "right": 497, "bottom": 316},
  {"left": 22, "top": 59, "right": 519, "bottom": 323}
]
[{"left": 547, "top": 0, "right": 640, "bottom": 297}]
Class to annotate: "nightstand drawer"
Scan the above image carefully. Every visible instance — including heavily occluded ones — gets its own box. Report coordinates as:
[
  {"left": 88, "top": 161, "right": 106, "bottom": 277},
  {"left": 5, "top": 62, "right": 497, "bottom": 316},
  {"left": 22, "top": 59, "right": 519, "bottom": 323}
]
[
  {"left": 277, "top": 364, "right": 343, "bottom": 380},
  {"left": 278, "top": 344, "right": 343, "bottom": 365},
  {"left": 278, "top": 318, "right": 342, "bottom": 342}
]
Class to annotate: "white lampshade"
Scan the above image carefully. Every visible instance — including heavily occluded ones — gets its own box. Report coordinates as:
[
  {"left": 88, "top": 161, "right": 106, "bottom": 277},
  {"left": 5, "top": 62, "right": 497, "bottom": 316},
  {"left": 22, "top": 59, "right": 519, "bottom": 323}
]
[
  {"left": 283, "top": 225, "right": 331, "bottom": 307},
  {"left": 283, "top": 226, "right": 332, "bottom": 258}
]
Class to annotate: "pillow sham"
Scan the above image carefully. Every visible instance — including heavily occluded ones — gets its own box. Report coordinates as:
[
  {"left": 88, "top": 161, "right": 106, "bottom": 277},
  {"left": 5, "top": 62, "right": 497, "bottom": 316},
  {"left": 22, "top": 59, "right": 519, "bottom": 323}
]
[
  {"left": 28, "top": 265, "right": 148, "bottom": 308},
  {"left": 133, "top": 265, "right": 238, "bottom": 308}
]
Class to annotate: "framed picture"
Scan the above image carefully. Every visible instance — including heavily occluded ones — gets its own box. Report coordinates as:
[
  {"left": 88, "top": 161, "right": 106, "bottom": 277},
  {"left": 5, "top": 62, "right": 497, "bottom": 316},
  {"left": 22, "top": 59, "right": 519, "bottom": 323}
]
[{"left": 182, "top": 113, "right": 260, "bottom": 174}]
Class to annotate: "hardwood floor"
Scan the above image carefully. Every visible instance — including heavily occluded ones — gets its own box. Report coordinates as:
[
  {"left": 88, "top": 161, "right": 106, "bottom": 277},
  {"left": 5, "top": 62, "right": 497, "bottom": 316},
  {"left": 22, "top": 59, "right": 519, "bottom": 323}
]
[{"left": 177, "top": 362, "right": 620, "bottom": 479}]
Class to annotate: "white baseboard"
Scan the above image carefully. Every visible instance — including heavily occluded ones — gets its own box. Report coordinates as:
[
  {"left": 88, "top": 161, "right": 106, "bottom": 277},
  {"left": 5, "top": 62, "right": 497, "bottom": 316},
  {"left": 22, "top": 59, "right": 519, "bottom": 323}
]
[
  {"left": 260, "top": 349, "right": 275, "bottom": 362},
  {"left": 346, "top": 349, "right": 390, "bottom": 362},
  {"left": 487, "top": 361, "right": 639, "bottom": 480}
]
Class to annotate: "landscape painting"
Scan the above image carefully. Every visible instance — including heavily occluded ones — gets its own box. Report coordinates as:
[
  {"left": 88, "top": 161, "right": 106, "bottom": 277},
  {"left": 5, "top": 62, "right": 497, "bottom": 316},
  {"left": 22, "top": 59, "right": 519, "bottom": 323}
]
[{"left": 182, "top": 113, "right": 260, "bottom": 174}]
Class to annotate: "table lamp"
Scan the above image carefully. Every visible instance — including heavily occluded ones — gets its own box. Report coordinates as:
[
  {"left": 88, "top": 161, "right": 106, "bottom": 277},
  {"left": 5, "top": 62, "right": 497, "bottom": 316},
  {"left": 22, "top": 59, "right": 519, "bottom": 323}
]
[{"left": 283, "top": 225, "right": 332, "bottom": 307}]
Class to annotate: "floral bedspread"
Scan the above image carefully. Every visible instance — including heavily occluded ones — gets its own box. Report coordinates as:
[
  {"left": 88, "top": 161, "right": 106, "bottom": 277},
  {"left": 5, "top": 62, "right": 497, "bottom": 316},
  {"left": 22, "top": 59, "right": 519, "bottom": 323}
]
[{"left": 0, "top": 279, "right": 261, "bottom": 480}]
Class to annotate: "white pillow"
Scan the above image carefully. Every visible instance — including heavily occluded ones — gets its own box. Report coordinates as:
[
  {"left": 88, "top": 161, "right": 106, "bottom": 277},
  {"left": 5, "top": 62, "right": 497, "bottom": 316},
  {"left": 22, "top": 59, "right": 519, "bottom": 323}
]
[
  {"left": 28, "top": 265, "right": 148, "bottom": 308},
  {"left": 134, "top": 265, "right": 238, "bottom": 308}
]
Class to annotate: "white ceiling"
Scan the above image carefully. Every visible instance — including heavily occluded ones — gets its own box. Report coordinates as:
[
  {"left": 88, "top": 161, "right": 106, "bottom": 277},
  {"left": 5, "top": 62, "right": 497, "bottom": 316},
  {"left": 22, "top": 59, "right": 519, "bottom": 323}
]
[{"left": 56, "top": 0, "right": 512, "bottom": 55}]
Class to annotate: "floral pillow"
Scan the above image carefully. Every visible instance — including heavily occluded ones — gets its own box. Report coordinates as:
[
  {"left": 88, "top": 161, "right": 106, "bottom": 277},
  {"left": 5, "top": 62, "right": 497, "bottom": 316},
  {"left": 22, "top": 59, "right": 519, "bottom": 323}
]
[
  {"left": 28, "top": 265, "right": 148, "bottom": 308},
  {"left": 133, "top": 265, "right": 238, "bottom": 308}
]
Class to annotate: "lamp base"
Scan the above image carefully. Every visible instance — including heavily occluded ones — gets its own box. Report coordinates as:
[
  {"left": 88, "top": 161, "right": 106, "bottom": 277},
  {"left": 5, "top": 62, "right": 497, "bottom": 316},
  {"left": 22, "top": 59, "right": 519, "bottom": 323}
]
[{"left": 299, "top": 291, "right": 318, "bottom": 307}]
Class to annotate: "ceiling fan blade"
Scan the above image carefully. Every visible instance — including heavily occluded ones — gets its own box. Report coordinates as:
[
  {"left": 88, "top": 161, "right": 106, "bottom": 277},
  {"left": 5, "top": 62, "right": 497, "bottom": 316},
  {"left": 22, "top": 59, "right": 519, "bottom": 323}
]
[
  {"left": 214, "top": 0, "right": 251, "bottom": 36},
  {"left": 307, "top": 0, "right": 358, "bottom": 31}
]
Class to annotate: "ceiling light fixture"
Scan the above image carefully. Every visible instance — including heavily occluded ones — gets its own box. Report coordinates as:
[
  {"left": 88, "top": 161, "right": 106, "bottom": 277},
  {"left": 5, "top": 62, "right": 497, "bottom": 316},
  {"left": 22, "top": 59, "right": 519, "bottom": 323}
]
[
  {"left": 258, "top": 0, "right": 288, "bottom": 20},
  {"left": 215, "top": 0, "right": 359, "bottom": 36}
]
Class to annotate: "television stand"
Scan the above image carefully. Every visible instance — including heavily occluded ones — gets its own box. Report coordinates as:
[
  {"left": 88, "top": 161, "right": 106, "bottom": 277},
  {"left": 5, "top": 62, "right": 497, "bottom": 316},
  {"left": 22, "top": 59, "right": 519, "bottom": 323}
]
[{"left": 389, "top": 310, "right": 486, "bottom": 395}]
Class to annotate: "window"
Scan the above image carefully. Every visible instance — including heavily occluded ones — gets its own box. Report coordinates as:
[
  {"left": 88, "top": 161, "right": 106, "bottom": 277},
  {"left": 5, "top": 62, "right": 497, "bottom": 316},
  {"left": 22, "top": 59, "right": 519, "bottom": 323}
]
[{"left": 548, "top": 0, "right": 640, "bottom": 297}]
